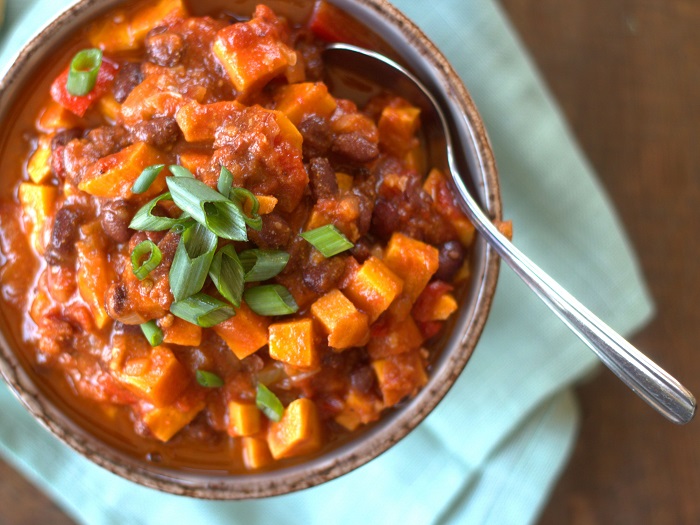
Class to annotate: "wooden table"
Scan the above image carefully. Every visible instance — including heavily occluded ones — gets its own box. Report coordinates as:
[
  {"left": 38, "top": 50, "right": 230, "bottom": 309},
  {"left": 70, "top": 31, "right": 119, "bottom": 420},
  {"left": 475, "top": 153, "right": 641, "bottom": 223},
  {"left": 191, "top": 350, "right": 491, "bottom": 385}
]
[{"left": 2, "top": 1, "right": 700, "bottom": 523}]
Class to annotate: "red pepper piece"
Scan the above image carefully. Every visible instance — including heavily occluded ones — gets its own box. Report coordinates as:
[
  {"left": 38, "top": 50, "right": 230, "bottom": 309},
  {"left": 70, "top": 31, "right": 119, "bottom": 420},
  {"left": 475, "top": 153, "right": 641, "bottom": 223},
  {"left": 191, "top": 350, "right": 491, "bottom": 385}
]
[{"left": 50, "top": 59, "right": 119, "bottom": 117}]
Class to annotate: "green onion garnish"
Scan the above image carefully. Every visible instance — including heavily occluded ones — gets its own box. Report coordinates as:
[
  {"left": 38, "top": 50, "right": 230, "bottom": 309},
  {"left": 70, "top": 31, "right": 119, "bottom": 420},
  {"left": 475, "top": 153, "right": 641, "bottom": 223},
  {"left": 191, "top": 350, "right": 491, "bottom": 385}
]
[
  {"left": 170, "top": 292, "right": 235, "bottom": 327},
  {"left": 131, "top": 240, "right": 162, "bottom": 280},
  {"left": 166, "top": 176, "right": 248, "bottom": 241},
  {"left": 239, "top": 249, "right": 289, "bottom": 282},
  {"left": 131, "top": 164, "right": 165, "bottom": 194},
  {"left": 130, "top": 192, "right": 192, "bottom": 231},
  {"left": 217, "top": 166, "right": 234, "bottom": 198},
  {"left": 66, "top": 48, "right": 103, "bottom": 96},
  {"left": 300, "top": 224, "right": 354, "bottom": 258},
  {"left": 230, "top": 187, "right": 262, "bottom": 231},
  {"left": 196, "top": 370, "right": 224, "bottom": 388},
  {"left": 209, "top": 244, "right": 244, "bottom": 307},
  {"left": 256, "top": 383, "right": 284, "bottom": 422},
  {"left": 168, "top": 165, "right": 195, "bottom": 178},
  {"left": 169, "top": 222, "right": 217, "bottom": 302},
  {"left": 243, "top": 284, "right": 298, "bottom": 316},
  {"left": 140, "top": 320, "right": 163, "bottom": 346}
]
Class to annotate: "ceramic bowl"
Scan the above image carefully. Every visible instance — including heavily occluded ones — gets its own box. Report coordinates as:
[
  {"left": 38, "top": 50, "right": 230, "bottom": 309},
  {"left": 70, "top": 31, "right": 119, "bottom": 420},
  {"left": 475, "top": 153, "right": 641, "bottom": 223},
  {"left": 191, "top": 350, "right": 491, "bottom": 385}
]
[{"left": 0, "top": 0, "right": 502, "bottom": 498}]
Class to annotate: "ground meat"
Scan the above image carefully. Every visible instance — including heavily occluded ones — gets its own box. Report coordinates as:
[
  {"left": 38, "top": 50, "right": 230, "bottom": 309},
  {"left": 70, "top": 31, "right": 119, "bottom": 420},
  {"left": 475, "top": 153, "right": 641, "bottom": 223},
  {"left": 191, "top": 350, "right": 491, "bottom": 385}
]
[
  {"left": 112, "top": 62, "right": 143, "bottom": 103},
  {"left": 435, "top": 241, "right": 466, "bottom": 282},
  {"left": 332, "top": 132, "right": 379, "bottom": 163},
  {"left": 145, "top": 27, "right": 185, "bottom": 67},
  {"left": 302, "top": 253, "right": 347, "bottom": 295},
  {"left": 99, "top": 200, "right": 133, "bottom": 243},
  {"left": 86, "top": 126, "right": 129, "bottom": 157},
  {"left": 44, "top": 205, "right": 85, "bottom": 266},
  {"left": 298, "top": 115, "right": 332, "bottom": 159},
  {"left": 247, "top": 213, "right": 292, "bottom": 249},
  {"left": 127, "top": 117, "right": 180, "bottom": 148},
  {"left": 308, "top": 157, "right": 338, "bottom": 200}
]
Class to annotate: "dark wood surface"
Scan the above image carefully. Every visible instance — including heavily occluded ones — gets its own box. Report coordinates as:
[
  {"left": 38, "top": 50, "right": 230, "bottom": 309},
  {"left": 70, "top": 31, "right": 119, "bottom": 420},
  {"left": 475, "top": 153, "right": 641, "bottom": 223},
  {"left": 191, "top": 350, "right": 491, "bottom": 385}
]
[{"left": 2, "top": 1, "right": 700, "bottom": 524}]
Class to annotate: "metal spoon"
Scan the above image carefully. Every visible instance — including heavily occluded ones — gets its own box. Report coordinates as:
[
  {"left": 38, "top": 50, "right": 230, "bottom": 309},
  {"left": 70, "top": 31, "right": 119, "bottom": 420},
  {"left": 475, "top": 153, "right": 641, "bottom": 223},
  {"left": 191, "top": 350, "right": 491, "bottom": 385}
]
[{"left": 323, "top": 43, "right": 696, "bottom": 424}]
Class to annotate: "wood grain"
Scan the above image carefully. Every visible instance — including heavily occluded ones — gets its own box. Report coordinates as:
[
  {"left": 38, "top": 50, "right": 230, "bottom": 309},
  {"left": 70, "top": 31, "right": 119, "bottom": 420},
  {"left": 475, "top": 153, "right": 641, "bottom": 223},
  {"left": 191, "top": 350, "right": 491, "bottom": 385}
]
[{"left": 1, "top": 0, "right": 700, "bottom": 523}]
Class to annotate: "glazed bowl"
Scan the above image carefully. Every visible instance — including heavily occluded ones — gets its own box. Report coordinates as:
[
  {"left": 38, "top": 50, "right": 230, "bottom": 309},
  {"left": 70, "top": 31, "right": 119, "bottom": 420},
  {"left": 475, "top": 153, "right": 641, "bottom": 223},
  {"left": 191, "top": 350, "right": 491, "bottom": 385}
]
[{"left": 0, "top": 0, "right": 502, "bottom": 498}]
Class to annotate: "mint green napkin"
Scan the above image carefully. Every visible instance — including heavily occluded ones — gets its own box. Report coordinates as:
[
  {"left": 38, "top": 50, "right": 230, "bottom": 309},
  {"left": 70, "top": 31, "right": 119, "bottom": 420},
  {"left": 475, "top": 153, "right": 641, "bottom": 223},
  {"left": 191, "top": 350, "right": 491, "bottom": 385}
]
[{"left": 0, "top": 1, "right": 653, "bottom": 524}]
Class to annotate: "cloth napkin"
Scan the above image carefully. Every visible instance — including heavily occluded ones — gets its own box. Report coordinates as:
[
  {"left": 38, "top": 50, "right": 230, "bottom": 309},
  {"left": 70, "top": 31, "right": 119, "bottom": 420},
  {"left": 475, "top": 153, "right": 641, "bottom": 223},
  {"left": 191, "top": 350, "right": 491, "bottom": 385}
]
[{"left": 0, "top": 1, "right": 654, "bottom": 524}]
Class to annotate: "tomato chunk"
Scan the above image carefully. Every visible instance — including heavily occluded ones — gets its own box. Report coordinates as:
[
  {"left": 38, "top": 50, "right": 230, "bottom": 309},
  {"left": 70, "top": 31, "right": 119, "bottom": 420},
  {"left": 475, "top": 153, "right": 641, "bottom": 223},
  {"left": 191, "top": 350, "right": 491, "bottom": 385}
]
[{"left": 50, "top": 59, "right": 118, "bottom": 117}]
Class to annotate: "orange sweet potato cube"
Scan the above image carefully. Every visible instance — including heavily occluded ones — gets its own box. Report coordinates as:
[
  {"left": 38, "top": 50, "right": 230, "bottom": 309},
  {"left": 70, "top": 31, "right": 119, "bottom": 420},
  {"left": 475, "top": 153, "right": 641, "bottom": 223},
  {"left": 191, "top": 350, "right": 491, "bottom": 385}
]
[
  {"left": 367, "top": 315, "right": 424, "bottom": 360},
  {"left": 378, "top": 104, "right": 421, "bottom": 157},
  {"left": 143, "top": 398, "right": 205, "bottom": 442},
  {"left": 178, "top": 152, "right": 211, "bottom": 175},
  {"left": 242, "top": 436, "right": 274, "bottom": 470},
  {"left": 175, "top": 100, "right": 243, "bottom": 142},
  {"left": 252, "top": 195, "right": 278, "bottom": 216},
  {"left": 273, "top": 82, "right": 337, "bottom": 125},
  {"left": 78, "top": 142, "right": 166, "bottom": 199},
  {"left": 114, "top": 345, "right": 191, "bottom": 407},
  {"left": 267, "top": 398, "right": 322, "bottom": 460},
  {"left": 76, "top": 228, "right": 116, "bottom": 329},
  {"left": 334, "top": 388, "right": 383, "bottom": 430},
  {"left": 160, "top": 316, "right": 202, "bottom": 347},
  {"left": 213, "top": 302, "right": 269, "bottom": 360},
  {"left": 213, "top": 7, "right": 296, "bottom": 96},
  {"left": 268, "top": 318, "right": 318, "bottom": 369},
  {"left": 341, "top": 256, "right": 403, "bottom": 322},
  {"left": 227, "top": 401, "right": 261, "bottom": 437},
  {"left": 27, "top": 135, "right": 53, "bottom": 184},
  {"left": 310, "top": 289, "right": 369, "bottom": 350},
  {"left": 372, "top": 349, "right": 428, "bottom": 407},
  {"left": 423, "top": 169, "right": 476, "bottom": 247},
  {"left": 383, "top": 233, "right": 439, "bottom": 305},
  {"left": 37, "top": 101, "right": 82, "bottom": 132},
  {"left": 18, "top": 183, "right": 57, "bottom": 254}
]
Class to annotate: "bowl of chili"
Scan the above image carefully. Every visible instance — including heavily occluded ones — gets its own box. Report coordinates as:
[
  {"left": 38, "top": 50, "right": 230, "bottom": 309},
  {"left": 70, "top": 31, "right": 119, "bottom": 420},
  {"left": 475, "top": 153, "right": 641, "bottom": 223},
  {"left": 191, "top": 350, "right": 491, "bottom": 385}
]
[{"left": 0, "top": 0, "right": 503, "bottom": 498}]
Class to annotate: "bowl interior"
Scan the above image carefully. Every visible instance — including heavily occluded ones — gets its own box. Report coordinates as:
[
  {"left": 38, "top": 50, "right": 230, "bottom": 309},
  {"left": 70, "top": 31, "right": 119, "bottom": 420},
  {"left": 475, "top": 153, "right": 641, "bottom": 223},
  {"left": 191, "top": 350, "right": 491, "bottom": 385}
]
[{"left": 0, "top": 0, "right": 501, "bottom": 498}]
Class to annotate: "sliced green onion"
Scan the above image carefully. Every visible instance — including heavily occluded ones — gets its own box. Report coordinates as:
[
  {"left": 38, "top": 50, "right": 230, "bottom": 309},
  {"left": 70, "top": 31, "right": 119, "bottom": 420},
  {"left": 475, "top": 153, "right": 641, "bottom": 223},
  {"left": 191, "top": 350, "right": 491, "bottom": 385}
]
[
  {"left": 243, "top": 284, "right": 298, "bottom": 316},
  {"left": 217, "top": 166, "right": 234, "bottom": 198},
  {"left": 66, "top": 48, "right": 102, "bottom": 96},
  {"left": 131, "top": 240, "right": 162, "bottom": 280},
  {"left": 230, "top": 187, "right": 262, "bottom": 231},
  {"left": 170, "top": 293, "right": 235, "bottom": 327},
  {"left": 209, "top": 244, "right": 244, "bottom": 307},
  {"left": 196, "top": 370, "right": 224, "bottom": 388},
  {"left": 131, "top": 164, "right": 165, "bottom": 194},
  {"left": 169, "top": 222, "right": 217, "bottom": 301},
  {"left": 166, "top": 176, "right": 248, "bottom": 241},
  {"left": 300, "top": 224, "right": 354, "bottom": 258},
  {"left": 256, "top": 382, "right": 284, "bottom": 422},
  {"left": 239, "top": 249, "right": 289, "bottom": 282},
  {"left": 168, "top": 164, "right": 195, "bottom": 178},
  {"left": 130, "top": 192, "right": 192, "bottom": 231},
  {"left": 140, "top": 320, "right": 163, "bottom": 347}
]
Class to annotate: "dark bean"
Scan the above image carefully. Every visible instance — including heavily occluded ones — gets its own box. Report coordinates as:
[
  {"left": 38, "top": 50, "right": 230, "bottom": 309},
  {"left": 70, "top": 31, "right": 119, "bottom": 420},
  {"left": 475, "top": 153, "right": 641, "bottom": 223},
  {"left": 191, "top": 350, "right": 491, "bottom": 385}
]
[
  {"left": 50, "top": 129, "right": 82, "bottom": 151},
  {"left": 350, "top": 366, "right": 376, "bottom": 394},
  {"left": 127, "top": 117, "right": 180, "bottom": 148},
  {"left": 332, "top": 132, "right": 379, "bottom": 163},
  {"left": 308, "top": 157, "right": 338, "bottom": 200},
  {"left": 247, "top": 213, "right": 292, "bottom": 250},
  {"left": 44, "top": 205, "right": 84, "bottom": 266},
  {"left": 298, "top": 115, "right": 332, "bottom": 159},
  {"left": 146, "top": 29, "right": 185, "bottom": 67},
  {"left": 100, "top": 200, "right": 133, "bottom": 243},
  {"left": 435, "top": 240, "right": 466, "bottom": 282},
  {"left": 112, "top": 62, "right": 143, "bottom": 103},
  {"left": 303, "top": 255, "right": 347, "bottom": 295},
  {"left": 86, "top": 126, "right": 129, "bottom": 157},
  {"left": 350, "top": 237, "right": 372, "bottom": 263}
]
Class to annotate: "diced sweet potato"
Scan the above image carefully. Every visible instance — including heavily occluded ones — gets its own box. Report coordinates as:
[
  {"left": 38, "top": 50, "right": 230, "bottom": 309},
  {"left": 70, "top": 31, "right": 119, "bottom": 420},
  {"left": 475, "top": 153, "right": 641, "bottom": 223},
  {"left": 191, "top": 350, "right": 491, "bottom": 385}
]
[
  {"left": 112, "top": 344, "right": 190, "bottom": 407},
  {"left": 273, "top": 82, "right": 337, "bottom": 125},
  {"left": 413, "top": 281, "right": 457, "bottom": 324},
  {"left": 334, "top": 388, "right": 383, "bottom": 430},
  {"left": 268, "top": 318, "right": 318, "bottom": 369},
  {"left": 227, "top": 401, "right": 261, "bottom": 437},
  {"left": 90, "top": 0, "right": 187, "bottom": 52},
  {"left": 335, "top": 172, "right": 353, "bottom": 192},
  {"left": 27, "top": 135, "right": 54, "bottom": 184},
  {"left": 213, "top": 301, "right": 269, "bottom": 360},
  {"left": 267, "top": 398, "right": 322, "bottom": 460},
  {"left": 310, "top": 289, "right": 369, "bottom": 350},
  {"left": 96, "top": 93, "right": 122, "bottom": 122},
  {"left": 378, "top": 104, "right": 420, "bottom": 157},
  {"left": 496, "top": 219, "right": 514, "bottom": 240},
  {"left": 367, "top": 315, "right": 423, "bottom": 360},
  {"left": 78, "top": 142, "right": 166, "bottom": 199},
  {"left": 37, "top": 101, "right": 82, "bottom": 132},
  {"left": 252, "top": 195, "right": 278, "bottom": 215},
  {"left": 341, "top": 256, "right": 403, "bottom": 322},
  {"left": 18, "top": 183, "right": 58, "bottom": 254},
  {"left": 213, "top": 6, "right": 296, "bottom": 96},
  {"left": 76, "top": 227, "right": 116, "bottom": 329},
  {"left": 242, "top": 436, "right": 273, "bottom": 469},
  {"left": 160, "top": 316, "right": 202, "bottom": 347},
  {"left": 143, "top": 398, "right": 205, "bottom": 442},
  {"left": 175, "top": 100, "right": 243, "bottom": 142},
  {"left": 372, "top": 348, "right": 428, "bottom": 407},
  {"left": 178, "top": 152, "right": 211, "bottom": 175}
]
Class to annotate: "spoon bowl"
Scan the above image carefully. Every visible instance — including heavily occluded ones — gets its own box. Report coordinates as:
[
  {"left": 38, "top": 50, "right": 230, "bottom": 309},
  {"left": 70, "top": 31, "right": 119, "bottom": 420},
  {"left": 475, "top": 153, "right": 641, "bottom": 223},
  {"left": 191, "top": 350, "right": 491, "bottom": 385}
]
[{"left": 324, "top": 43, "right": 697, "bottom": 425}]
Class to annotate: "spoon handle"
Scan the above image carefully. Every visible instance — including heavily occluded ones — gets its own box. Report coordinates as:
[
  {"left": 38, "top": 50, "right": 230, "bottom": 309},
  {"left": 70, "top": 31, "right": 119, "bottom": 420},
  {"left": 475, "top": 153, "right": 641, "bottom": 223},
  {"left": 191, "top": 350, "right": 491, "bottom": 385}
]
[{"left": 455, "top": 176, "right": 696, "bottom": 424}]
